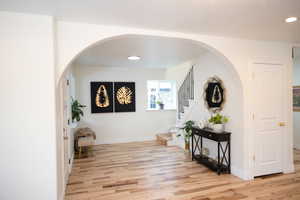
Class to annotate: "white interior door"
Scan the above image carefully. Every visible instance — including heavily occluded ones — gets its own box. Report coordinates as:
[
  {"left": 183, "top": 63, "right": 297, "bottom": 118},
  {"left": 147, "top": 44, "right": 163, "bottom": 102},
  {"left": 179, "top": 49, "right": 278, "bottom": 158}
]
[{"left": 252, "top": 62, "right": 284, "bottom": 177}]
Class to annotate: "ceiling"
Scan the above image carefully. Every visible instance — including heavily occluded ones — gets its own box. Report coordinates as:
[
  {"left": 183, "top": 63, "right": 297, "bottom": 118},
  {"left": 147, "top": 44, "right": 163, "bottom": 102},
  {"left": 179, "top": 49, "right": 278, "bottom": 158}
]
[
  {"left": 73, "top": 35, "right": 207, "bottom": 68},
  {"left": 1, "top": 0, "right": 300, "bottom": 42}
]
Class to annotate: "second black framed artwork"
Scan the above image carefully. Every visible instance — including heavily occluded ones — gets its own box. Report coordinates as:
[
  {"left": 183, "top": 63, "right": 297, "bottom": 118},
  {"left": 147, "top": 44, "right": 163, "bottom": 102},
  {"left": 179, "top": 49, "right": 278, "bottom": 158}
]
[
  {"left": 114, "top": 82, "right": 136, "bottom": 112},
  {"left": 90, "top": 82, "right": 136, "bottom": 113}
]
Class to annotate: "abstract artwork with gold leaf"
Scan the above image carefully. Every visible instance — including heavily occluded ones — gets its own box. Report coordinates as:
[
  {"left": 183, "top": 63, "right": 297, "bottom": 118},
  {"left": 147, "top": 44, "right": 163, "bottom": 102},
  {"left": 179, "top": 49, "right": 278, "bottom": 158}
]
[
  {"left": 114, "top": 82, "right": 136, "bottom": 112},
  {"left": 90, "top": 82, "right": 113, "bottom": 113}
]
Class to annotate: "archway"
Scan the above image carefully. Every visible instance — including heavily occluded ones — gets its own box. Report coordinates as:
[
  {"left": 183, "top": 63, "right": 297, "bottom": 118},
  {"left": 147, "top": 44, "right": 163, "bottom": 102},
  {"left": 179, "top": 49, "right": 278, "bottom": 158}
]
[
  {"left": 55, "top": 34, "right": 245, "bottom": 191},
  {"left": 57, "top": 34, "right": 244, "bottom": 86}
]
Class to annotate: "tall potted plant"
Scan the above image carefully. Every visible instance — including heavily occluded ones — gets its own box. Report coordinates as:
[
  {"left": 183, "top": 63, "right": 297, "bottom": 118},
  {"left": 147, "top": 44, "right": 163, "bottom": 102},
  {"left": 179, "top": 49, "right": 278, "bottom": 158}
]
[
  {"left": 178, "top": 120, "right": 195, "bottom": 151},
  {"left": 71, "top": 99, "right": 86, "bottom": 122}
]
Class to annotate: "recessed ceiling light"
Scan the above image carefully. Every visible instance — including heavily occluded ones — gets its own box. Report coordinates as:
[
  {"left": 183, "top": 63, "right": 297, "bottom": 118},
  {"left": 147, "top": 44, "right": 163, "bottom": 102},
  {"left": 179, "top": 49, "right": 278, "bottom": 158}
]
[
  {"left": 128, "top": 56, "right": 141, "bottom": 61},
  {"left": 285, "top": 17, "right": 298, "bottom": 23}
]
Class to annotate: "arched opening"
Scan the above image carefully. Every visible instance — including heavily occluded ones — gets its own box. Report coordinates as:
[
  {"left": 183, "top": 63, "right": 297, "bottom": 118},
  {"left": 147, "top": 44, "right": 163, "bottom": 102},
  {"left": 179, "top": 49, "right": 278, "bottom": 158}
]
[{"left": 56, "top": 34, "right": 244, "bottom": 195}]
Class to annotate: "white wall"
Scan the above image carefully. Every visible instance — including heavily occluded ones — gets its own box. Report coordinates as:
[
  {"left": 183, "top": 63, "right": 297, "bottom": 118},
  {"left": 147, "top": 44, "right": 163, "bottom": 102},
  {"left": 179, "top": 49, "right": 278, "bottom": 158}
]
[
  {"left": 165, "top": 60, "right": 196, "bottom": 90},
  {"left": 74, "top": 65, "right": 176, "bottom": 144},
  {"left": 166, "top": 52, "right": 244, "bottom": 177},
  {"left": 0, "top": 12, "right": 57, "bottom": 200},
  {"left": 0, "top": 12, "right": 294, "bottom": 199},
  {"left": 294, "top": 56, "right": 300, "bottom": 149},
  {"left": 56, "top": 22, "right": 294, "bottom": 180},
  {"left": 55, "top": 80, "right": 64, "bottom": 200}
]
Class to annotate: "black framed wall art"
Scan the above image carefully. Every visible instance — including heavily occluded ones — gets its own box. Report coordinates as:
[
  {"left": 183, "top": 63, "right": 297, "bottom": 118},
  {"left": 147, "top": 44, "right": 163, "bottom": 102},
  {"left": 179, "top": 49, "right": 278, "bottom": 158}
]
[
  {"left": 114, "top": 82, "right": 136, "bottom": 112},
  {"left": 204, "top": 76, "right": 225, "bottom": 112},
  {"left": 90, "top": 82, "right": 114, "bottom": 113}
]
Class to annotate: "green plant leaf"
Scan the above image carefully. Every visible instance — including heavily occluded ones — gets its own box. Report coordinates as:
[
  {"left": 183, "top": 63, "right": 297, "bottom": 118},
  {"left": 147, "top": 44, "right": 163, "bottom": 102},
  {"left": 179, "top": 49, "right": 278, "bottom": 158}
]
[
  {"left": 71, "top": 99, "right": 86, "bottom": 122},
  {"left": 208, "top": 113, "right": 229, "bottom": 124},
  {"left": 181, "top": 120, "right": 195, "bottom": 140}
]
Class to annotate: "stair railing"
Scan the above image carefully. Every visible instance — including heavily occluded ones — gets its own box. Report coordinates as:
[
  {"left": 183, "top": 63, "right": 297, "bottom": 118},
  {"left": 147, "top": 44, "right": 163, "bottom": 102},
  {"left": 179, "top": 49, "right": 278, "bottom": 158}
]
[{"left": 178, "top": 66, "right": 194, "bottom": 119}]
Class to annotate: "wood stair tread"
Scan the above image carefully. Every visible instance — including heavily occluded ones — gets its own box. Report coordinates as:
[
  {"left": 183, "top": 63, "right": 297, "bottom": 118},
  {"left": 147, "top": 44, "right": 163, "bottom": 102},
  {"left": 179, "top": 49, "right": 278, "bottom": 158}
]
[{"left": 156, "top": 133, "right": 173, "bottom": 146}]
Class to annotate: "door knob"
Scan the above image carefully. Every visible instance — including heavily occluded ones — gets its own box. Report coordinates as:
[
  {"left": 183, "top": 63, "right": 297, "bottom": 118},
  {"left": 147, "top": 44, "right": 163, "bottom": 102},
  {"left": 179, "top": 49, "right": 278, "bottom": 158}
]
[{"left": 278, "top": 122, "right": 286, "bottom": 127}]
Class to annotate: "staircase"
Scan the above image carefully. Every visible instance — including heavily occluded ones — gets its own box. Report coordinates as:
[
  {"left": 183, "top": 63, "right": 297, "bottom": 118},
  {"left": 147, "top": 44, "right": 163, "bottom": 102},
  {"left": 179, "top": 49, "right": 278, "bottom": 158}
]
[
  {"left": 156, "top": 66, "right": 195, "bottom": 147},
  {"left": 177, "top": 66, "right": 195, "bottom": 126}
]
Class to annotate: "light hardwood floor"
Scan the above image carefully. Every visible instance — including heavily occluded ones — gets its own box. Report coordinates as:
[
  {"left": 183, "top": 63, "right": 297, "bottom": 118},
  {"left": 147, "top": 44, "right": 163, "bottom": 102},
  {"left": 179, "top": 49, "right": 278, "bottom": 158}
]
[{"left": 65, "top": 141, "right": 300, "bottom": 200}]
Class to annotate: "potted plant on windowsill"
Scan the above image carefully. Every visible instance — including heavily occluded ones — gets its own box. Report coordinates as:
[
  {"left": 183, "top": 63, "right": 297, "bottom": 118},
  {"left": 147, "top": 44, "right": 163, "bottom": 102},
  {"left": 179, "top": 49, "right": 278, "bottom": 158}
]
[
  {"left": 177, "top": 120, "right": 195, "bottom": 151},
  {"left": 71, "top": 99, "right": 86, "bottom": 127},
  {"left": 156, "top": 100, "right": 164, "bottom": 110},
  {"left": 208, "top": 113, "right": 229, "bottom": 133}
]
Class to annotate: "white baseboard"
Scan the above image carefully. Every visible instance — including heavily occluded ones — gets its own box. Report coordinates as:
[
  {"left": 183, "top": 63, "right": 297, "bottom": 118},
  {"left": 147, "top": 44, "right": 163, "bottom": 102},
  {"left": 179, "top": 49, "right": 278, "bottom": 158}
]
[
  {"left": 284, "top": 164, "right": 295, "bottom": 174},
  {"left": 231, "top": 166, "right": 253, "bottom": 180},
  {"left": 95, "top": 136, "right": 155, "bottom": 145}
]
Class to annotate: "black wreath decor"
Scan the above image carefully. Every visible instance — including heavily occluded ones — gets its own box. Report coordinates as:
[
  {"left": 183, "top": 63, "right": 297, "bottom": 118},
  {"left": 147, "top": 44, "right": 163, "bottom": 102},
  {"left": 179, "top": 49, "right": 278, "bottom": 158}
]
[{"left": 204, "top": 77, "right": 225, "bottom": 112}]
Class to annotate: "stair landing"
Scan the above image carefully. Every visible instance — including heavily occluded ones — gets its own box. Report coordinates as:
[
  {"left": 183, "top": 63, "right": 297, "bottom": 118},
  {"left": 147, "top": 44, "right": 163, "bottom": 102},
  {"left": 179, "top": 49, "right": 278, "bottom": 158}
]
[{"left": 156, "top": 133, "right": 173, "bottom": 146}]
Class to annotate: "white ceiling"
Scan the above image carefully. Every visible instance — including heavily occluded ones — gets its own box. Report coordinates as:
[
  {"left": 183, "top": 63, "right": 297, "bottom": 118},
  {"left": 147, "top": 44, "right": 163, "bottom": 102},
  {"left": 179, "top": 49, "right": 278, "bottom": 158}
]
[
  {"left": 73, "top": 35, "right": 207, "bottom": 68},
  {"left": 1, "top": 0, "right": 300, "bottom": 42}
]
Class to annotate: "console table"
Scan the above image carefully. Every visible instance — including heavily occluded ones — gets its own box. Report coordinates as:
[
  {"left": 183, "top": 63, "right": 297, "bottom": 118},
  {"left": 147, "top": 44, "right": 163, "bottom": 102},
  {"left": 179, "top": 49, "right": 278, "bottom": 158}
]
[{"left": 191, "top": 127, "right": 231, "bottom": 175}]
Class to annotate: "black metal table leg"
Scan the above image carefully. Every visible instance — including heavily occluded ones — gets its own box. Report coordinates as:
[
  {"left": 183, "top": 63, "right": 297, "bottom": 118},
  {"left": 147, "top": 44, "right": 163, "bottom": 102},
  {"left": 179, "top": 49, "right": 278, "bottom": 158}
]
[
  {"left": 218, "top": 142, "right": 220, "bottom": 175},
  {"left": 228, "top": 136, "right": 231, "bottom": 173},
  {"left": 200, "top": 136, "right": 203, "bottom": 156},
  {"left": 192, "top": 133, "right": 194, "bottom": 161},
  {"left": 191, "top": 127, "right": 231, "bottom": 176}
]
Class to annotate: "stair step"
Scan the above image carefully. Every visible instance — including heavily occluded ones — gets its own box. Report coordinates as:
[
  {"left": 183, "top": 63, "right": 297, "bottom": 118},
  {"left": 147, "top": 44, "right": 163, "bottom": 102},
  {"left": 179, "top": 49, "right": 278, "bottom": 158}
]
[
  {"left": 179, "top": 112, "right": 185, "bottom": 118},
  {"left": 184, "top": 106, "right": 189, "bottom": 113},
  {"left": 156, "top": 133, "right": 173, "bottom": 146},
  {"left": 188, "top": 99, "right": 195, "bottom": 107}
]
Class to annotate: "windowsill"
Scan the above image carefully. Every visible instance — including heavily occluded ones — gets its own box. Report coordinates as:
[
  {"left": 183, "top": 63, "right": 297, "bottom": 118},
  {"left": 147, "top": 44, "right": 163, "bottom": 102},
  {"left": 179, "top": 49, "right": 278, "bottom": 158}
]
[{"left": 146, "top": 109, "right": 177, "bottom": 112}]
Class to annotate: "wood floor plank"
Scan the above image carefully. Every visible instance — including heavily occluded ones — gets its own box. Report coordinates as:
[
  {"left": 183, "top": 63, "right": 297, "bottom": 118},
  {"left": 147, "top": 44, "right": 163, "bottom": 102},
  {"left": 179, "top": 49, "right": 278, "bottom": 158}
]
[{"left": 65, "top": 142, "right": 300, "bottom": 200}]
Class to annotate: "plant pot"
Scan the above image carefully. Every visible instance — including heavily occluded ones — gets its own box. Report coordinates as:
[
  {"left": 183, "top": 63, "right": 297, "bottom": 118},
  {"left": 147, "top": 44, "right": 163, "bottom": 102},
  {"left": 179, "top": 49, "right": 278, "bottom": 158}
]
[
  {"left": 208, "top": 122, "right": 214, "bottom": 129},
  {"left": 159, "top": 104, "right": 164, "bottom": 110},
  {"left": 212, "top": 124, "right": 224, "bottom": 133},
  {"left": 185, "top": 141, "right": 190, "bottom": 151},
  {"left": 198, "top": 120, "right": 208, "bottom": 129},
  {"left": 70, "top": 121, "right": 78, "bottom": 128}
]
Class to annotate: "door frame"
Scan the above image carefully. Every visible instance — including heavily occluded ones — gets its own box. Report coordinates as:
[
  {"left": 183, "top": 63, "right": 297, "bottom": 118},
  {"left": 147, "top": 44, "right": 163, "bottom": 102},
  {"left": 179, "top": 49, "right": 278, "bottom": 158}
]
[
  {"left": 292, "top": 44, "right": 300, "bottom": 149},
  {"left": 59, "top": 77, "right": 71, "bottom": 193},
  {"left": 248, "top": 57, "right": 292, "bottom": 179}
]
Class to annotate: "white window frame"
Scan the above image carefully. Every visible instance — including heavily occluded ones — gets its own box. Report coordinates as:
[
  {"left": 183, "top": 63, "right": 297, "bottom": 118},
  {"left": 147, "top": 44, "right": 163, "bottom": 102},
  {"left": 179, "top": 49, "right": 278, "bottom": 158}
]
[{"left": 147, "top": 80, "right": 177, "bottom": 111}]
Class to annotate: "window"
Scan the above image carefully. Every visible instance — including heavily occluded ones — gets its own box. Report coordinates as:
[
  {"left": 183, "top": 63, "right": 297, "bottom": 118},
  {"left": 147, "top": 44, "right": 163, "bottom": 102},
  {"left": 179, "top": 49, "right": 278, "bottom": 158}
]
[{"left": 147, "top": 80, "right": 176, "bottom": 110}]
